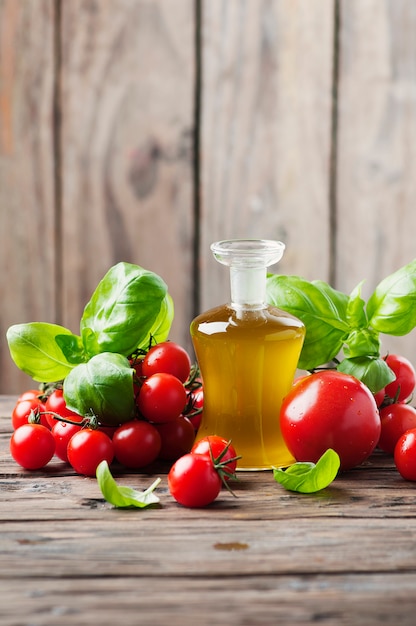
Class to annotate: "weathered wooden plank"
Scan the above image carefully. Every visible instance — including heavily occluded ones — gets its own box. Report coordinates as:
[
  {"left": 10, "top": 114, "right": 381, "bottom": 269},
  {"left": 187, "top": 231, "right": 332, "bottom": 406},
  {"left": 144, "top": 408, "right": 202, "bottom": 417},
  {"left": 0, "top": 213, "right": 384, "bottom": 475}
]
[
  {"left": 2, "top": 473, "right": 416, "bottom": 522},
  {"left": 0, "top": 0, "right": 57, "bottom": 394},
  {"left": 199, "top": 0, "right": 334, "bottom": 311},
  {"left": 1, "top": 515, "right": 416, "bottom": 577},
  {"left": 336, "top": 0, "right": 416, "bottom": 361},
  {"left": 1, "top": 573, "right": 415, "bottom": 626},
  {"left": 59, "top": 0, "right": 195, "bottom": 354}
]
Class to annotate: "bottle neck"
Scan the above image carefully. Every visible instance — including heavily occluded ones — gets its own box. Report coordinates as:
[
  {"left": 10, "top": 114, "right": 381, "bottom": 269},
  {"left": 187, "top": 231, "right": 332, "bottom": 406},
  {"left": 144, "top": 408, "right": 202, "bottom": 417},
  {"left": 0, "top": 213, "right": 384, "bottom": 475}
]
[{"left": 229, "top": 266, "right": 267, "bottom": 309}]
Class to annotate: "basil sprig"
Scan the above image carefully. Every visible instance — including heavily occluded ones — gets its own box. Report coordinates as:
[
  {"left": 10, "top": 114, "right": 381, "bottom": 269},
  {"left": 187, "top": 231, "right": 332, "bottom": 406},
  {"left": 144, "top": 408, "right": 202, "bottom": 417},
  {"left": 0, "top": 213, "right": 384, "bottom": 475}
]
[
  {"left": 266, "top": 258, "right": 416, "bottom": 392},
  {"left": 273, "top": 449, "right": 340, "bottom": 493},
  {"left": 7, "top": 262, "right": 173, "bottom": 423},
  {"left": 96, "top": 461, "right": 161, "bottom": 508}
]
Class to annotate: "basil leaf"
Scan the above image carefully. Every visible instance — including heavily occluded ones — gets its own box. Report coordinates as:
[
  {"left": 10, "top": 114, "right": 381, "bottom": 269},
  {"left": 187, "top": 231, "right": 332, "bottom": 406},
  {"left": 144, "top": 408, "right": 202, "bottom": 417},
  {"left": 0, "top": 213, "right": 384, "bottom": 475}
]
[
  {"left": 273, "top": 449, "right": 340, "bottom": 493},
  {"left": 96, "top": 461, "right": 160, "bottom": 508},
  {"left": 6, "top": 322, "right": 77, "bottom": 382},
  {"left": 63, "top": 352, "right": 134, "bottom": 425},
  {"left": 367, "top": 258, "right": 416, "bottom": 336},
  {"left": 337, "top": 355, "right": 395, "bottom": 392},
  {"left": 137, "top": 293, "right": 174, "bottom": 351},
  {"left": 80, "top": 262, "right": 168, "bottom": 357},
  {"left": 266, "top": 275, "right": 349, "bottom": 370}
]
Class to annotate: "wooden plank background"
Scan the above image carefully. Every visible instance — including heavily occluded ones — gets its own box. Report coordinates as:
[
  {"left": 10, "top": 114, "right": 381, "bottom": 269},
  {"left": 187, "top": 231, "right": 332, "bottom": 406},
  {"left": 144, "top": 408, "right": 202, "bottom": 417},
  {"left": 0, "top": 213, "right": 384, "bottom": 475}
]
[{"left": 1, "top": 0, "right": 415, "bottom": 394}]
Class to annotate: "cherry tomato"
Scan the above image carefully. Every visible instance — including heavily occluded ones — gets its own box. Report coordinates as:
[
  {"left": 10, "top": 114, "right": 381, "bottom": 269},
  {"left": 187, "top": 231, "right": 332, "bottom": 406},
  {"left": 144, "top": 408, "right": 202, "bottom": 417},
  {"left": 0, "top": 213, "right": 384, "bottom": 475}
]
[
  {"left": 142, "top": 341, "right": 191, "bottom": 383},
  {"left": 384, "top": 354, "right": 416, "bottom": 402},
  {"left": 394, "top": 428, "right": 416, "bottom": 481},
  {"left": 51, "top": 420, "right": 82, "bottom": 462},
  {"left": 67, "top": 429, "right": 114, "bottom": 476},
  {"left": 378, "top": 403, "right": 416, "bottom": 454},
  {"left": 155, "top": 415, "right": 195, "bottom": 461},
  {"left": 191, "top": 435, "right": 238, "bottom": 476},
  {"left": 136, "top": 373, "right": 187, "bottom": 423},
  {"left": 280, "top": 370, "right": 381, "bottom": 471},
  {"left": 10, "top": 423, "right": 55, "bottom": 470},
  {"left": 11, "top": 397, "right": 49, "bottom": 430},
  {"left": 44, "top": 388, "right": 83, "bottom": 428},
  {"left": 112, "top": 420, "right": 161, "bottom": 468},
  {"left": 168, "top": 453, "right": 222, "bottom": 507}
]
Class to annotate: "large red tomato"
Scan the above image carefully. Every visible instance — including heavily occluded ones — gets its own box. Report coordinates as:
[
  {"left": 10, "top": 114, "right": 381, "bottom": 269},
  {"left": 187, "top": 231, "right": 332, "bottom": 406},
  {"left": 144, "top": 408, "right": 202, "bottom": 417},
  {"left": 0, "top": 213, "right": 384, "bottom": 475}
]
[{"left": 280, "top": 370, "right": 381, "bottom": 471}]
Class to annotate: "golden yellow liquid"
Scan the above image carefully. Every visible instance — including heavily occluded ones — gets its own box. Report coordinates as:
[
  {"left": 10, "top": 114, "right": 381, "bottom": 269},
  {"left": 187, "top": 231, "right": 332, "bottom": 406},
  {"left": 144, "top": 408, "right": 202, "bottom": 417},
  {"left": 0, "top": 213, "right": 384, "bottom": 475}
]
[{"left": 190, "top": 304, "right": 305, "bottom": 470}]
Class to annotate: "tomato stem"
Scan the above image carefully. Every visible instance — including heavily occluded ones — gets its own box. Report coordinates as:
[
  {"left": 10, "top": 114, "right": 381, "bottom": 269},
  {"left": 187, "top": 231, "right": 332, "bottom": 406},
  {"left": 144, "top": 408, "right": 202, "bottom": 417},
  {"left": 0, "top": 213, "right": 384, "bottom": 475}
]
[
  {"left": 41, "top": 410, "right": 96, "bottom": 429},
  {"left": 184, "top": 363, "right": 203, "bottom": 391},
  {"left": 207, "top": 440, "right": 242, "bottom": 497}
]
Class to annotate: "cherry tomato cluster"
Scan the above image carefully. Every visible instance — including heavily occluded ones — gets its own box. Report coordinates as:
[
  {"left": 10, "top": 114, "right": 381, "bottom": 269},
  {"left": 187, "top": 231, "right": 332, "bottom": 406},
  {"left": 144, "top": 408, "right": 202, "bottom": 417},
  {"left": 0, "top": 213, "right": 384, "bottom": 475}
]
[
  {"left": 168, "top": 436, "right": 239, "bottom": 508},
  {"left": 9, "top": 341, "right": 205, "bottom": 477},
  {"left": 375, "top": 354, "right": 416, "bottom": 481},
  {"left": 131, "top": 341, "right": 204, "bottom": 461}
]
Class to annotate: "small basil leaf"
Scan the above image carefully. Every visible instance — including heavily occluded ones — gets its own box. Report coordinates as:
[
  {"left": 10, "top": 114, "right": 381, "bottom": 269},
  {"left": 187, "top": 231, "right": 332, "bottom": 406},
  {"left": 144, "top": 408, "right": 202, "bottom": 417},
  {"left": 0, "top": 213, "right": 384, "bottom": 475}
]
[
  {"left": 96, "top": 461, "right": 160, "bottom": 508},
  {"left": 6, "top": 322, "right": 76, "bottom": 382},
  {"left": 266, "top": 275, "right": 349, "bottom": 370},
  {"left": 81, "top": 262, "right": 168, "bottom": 357},
  {"left": 337, "top": 355, "right": 395, "bottom": 393},
  {"left": 63, "top": 352, "right": 134, "bottom": 425},
  {"left": 346, "top": 281, "right": 368, "bottom": 328},
  {"left": 367, "top": 258, "right": 416, "bottom": 336},
  {"left": 273, "top": 449, "right": 340, "bottom": 493},
  {"left": 55, "top": 334, "right": 87, "bottom": 365}
]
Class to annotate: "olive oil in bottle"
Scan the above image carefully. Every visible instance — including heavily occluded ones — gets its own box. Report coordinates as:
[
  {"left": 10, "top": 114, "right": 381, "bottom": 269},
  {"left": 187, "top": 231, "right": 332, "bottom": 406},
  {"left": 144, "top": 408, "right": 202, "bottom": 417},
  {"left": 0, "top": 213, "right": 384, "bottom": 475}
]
[{"left": 190, "top": 240, "right": 305, "bottom": 470}]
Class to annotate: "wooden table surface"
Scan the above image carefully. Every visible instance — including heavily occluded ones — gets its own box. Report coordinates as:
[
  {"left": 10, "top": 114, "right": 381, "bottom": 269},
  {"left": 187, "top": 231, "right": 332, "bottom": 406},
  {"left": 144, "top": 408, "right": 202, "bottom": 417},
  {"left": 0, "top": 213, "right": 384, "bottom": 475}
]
[{"left": 1, "top": 394, "right": 416, "bottom": 625}]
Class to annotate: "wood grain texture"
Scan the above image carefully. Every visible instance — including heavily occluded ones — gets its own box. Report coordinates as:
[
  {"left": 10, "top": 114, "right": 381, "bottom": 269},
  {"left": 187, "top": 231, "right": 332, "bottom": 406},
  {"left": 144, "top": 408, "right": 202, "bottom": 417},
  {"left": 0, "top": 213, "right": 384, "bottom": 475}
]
[
  {"left": 199, "top": 0, "right": 334, "bottom": 311},
  {"left": 0, "top": 574, "right": 416, "bottom": 626},
  {"left": 59, "top": 0, "right": 195, "bottom": 352},
  {"left": 1, "top": 395, "right": 416, "bottom": 626},
  {"left": 1, "top": 517, "right": 416, "bottom": 577},
  {"left": 0, "top": 0, "right": 56, "bottom": 393},
  {"left": 336, "top": 0, "right": 416, "bottom": 361}
]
